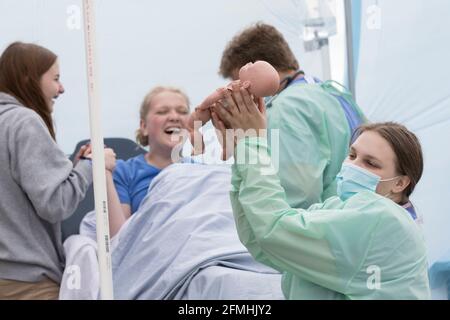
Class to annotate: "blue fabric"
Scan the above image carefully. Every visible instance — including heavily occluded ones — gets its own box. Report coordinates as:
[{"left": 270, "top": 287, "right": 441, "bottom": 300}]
[
  {"left": 429, "top": 250, "right": 450, "bottom": 299},
  {"left": 402, "top": 202, "right": 418, "bottom": 220},
  {"left": 113, "top": 154, "right": 196, "bottom": 214},
  {"left": 330, "top": 94, "right": 362, "bottom": 135},
  {"left": 291, "top": 76, "right": 321, "bottom": 86},
  {"left": 111, "top": 164, "right": 284, "bottom": 300},
  {"left": 291, "top": 76, "right": 363, "bottom": 136},
  {"left": 113, "top": 154, "right": 161, "bottom": 214}
]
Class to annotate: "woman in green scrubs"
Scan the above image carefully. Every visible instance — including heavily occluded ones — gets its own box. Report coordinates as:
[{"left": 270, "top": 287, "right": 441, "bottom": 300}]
[{"left": 211, "top": 84, "right": 430, "bottom": 300}]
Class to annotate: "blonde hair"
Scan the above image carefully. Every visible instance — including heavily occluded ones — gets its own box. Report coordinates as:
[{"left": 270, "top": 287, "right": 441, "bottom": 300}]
[{"left": 136, "top": 86, "right": 190, "bottom": 147}]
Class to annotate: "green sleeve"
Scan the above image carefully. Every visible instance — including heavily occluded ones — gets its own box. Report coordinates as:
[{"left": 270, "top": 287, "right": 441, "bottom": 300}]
[{"left": 231, "top": 137, "right": 379, "bottom": 293}]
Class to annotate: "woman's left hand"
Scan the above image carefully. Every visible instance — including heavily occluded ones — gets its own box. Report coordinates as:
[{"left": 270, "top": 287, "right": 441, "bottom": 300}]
[{"left": 213, "top": 82, "right": 267, "bottom": 139}]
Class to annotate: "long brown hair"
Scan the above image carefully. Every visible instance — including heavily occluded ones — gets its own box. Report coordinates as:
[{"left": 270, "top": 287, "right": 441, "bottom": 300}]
[
  {"left": 0, "top": 42, "right": 58, "bottom": 140},
  {"left": 354, "top": 122, "right": 424, "bottom": 199}
]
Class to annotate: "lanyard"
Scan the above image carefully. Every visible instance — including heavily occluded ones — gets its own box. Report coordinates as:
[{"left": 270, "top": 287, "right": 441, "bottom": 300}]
[
  {"left": 279, "top": 70, "right": 306, "bottom": 90},
  {"left": 266, "top": 70, "right": 310, "bottom": 108}
]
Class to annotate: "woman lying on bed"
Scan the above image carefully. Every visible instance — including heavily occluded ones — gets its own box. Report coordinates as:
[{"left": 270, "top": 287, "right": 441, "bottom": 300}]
[{"left": 106, "top": 86, "right": 197, "bottom": 237}]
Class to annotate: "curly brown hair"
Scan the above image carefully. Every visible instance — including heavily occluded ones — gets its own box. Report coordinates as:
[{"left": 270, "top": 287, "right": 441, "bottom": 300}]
[{"left": 219, "top": 23, "right": 299, "bottom": 79}]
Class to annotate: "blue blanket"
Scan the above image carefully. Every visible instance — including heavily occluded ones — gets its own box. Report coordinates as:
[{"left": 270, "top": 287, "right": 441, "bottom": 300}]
[{"left": 111, "top": 163, "right": 284, "bottom": 300}]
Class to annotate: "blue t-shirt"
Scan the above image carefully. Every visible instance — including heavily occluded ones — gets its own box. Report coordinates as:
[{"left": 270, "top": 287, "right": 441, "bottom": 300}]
[
  {"left": 113, "top": 154, "right": 196, "bottom": 214},
  {"left": 113, "top": 154, "right": 161, "bottom": 214}
]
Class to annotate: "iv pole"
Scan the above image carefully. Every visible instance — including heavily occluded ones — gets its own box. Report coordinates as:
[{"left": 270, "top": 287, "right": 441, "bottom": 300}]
[{"left": 82, "top": 0, "right": 114, "bottom": 300}]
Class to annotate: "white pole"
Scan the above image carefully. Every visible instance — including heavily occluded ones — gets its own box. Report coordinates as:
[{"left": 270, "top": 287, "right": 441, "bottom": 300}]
[
  {"left": 320, "top": 44, "right": 332, "bottom": 81},
  {"left": 344, "top": 0, "right": 356, "bottom": 96},
  {"left": 318, "top": 0, "right": 332, "bottom": 81},
  {"left": 82, "top": 0, "right": 114, "bottom": 300}
]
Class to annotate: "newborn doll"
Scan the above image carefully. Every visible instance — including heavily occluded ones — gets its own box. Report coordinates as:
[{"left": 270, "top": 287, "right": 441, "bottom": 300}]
[{"left": 187, "top": 61, "right": 280, "bottom": 158}]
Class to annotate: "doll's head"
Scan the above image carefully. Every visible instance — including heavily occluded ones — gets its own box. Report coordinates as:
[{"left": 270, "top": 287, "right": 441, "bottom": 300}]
[{"left": 238, "top": 60, "right": 280, "bottom": 97}]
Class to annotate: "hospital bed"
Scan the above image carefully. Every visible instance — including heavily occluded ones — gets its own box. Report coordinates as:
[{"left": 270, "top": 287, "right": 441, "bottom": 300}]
[{"left": 60, "top": 146, "right": 284, "bottom": 300}]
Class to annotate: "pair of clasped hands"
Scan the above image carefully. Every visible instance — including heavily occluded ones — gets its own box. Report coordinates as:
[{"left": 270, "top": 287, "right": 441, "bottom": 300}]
[
  {"left": 187, "top": 61, "right": 280, "bottom": 160},
  {"left": 72, "top": 144, "right": 117, "bottom": 172}
]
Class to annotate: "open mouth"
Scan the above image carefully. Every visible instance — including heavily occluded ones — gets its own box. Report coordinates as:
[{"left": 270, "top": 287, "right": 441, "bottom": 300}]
[
  {"left": 164, "top": 127, "right": 182, "bottom": 135},
  {"left": 51, "top": 95, "right": 59, "bottom": 105}
]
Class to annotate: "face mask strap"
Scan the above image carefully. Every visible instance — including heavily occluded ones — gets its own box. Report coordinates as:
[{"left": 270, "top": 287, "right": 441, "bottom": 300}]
[
  {"left": 380, "top": 176, "right": 406, "bottom": 200},
  {"left": 379, "top": 176, "right": 402, "bottom": 183}
]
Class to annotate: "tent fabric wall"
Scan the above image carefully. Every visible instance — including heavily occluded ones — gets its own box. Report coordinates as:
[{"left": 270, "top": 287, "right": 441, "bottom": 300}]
[
  {"left": 354, "top": 0, "right": 450, "bottom": 283},
  {"left": 0, "top": 0, "right": 326, "bottom": 158}
]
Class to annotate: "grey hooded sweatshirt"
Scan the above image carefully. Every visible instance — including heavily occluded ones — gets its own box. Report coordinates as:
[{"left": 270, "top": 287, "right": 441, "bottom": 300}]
[{"left": 0, "top": 92, "right": 92, "bottom": 284}]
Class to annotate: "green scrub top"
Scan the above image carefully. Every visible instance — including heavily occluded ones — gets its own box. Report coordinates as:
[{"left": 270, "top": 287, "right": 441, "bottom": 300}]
[
  {"left": 266, "top": 82, "right": 354, "bottom": 208},
  {"left": 230, "top": 137, "right": 431, "bottom": 300}
]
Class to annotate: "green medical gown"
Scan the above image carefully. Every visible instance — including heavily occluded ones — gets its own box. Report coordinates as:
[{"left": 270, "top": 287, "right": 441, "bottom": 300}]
[
  {"left": 230, "top": 137, "right": 431, "bottom": 300},
  {"left": 266, "top": 82, "right": 356, "bottom": 208}
]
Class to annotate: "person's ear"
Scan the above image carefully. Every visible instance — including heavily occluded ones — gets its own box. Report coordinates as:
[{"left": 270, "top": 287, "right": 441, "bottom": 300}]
[{"left": 392, "top": 176, "right": 411, "bottom": 194}]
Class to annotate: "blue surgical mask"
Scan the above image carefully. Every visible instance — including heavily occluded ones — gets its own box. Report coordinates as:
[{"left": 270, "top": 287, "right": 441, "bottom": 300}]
[{"left": 336, "top": 163, "right": 381, "bottom": 201}]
